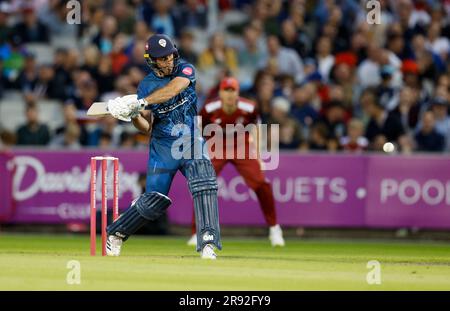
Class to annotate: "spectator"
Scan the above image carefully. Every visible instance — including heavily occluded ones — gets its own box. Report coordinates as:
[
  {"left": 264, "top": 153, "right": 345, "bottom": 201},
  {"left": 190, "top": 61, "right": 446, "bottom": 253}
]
[
  {"left": 412, "top": 33, "right": 442, "bottom": 81},
  {"left": 178, "top": 30, "right": 198, "bottom": 65},
  {"left": 66, "top": 77, "right": 100, "bottom": 112},
  {"left": 120, "top": 131, "right": 136, "bottom": 148},
  {"left": 308, "top": 123, "right": 329, "bottom": 151},
  {"left": 426, "top": 22, "right": 449, "bottom": 63},
  {"left": 123, "top": 40, "right": 148, "bottom": 74},
  {"left": 80, "top": 46, "right": 100, "bottom": 81},
  {"left": 16, "top": 104, "right": 50, "bottom": 146},
  {"left": 174, "top": 0, "right": 207, "bottom": 29},
  {"left": 52, "top": 48, "right": 73, "bottom": 100},
  {"left": 198, "top": 32, "right": 238, "bottom": 73},
  {"left": 237, "top": 25, "right": 267, "bottom": 77},
  {"left": 13, "top": 6, "right": 49, "bottom": 43},
  {"left": 97, "top": 56, "right": 115, "bottom": 94},
  {"left": 349, "top": 30, "right": 368, "bottom": 64},
  {"left": 55, "top": 104, "right": 88, "bottom": 146},
  {"left": 428, "top": 97, "right": 450, "bottom": 151},
  {"left": 30, "top": 64, "right": 61, "bottom": 100},
  {"left": 279, "top": 19, "right": 307, "bottom": 59},
  {"left": 133, "top": 20, "right": 153, "bottom": 43},
  {"left": 268, "top": 97, "right": 302, "bottom": 150},
  {"left": 401, "top": 59, "right": 421, "bottom": 89},
  {"left": 357, "top": 44, "right": 383, "bottom": 88},
  {"left": 376, "top": 64, "right": 399, "bottom": 111},
  {"left": 37, "top": 0, "right": 78, "bottom": 39},
  {"left": 415, "top": 111, "right": 445, "bottom": 152},
  {"left": 386, "top": 31, "right": 406, "bottom": 60},
  {"left": 0, "top": 59, "right": 5, "bottom": 97},
  {"left": 0, "top": 2, "right": 12, "bottom": 45},
  {"left": 16, "top": 52, "right": 38, "bottom": 93},
  {"left": 111, "top": 33, "right": 130, "bottom": 75},
  {"left": 251, "top": 71, "right": 275, "bottom": 123},
  {"left": 50, "top": 122, "right": 82, "bottom": 150},
  {"left": 249, "top": 0, "right": 283, "bottom": 36},
  {"left": 101, "top": 75, "right": 136, "bottom": 102},
  {"left": 395, "top": 0, "right": 428, "bottom": 43},
  {"left": 340, "top": 118, "right": 368, "bottom": 152},
  {"left": 149, "top": 0, "right": 177, "bottom": 38},
  {"left": 0, "top": 130, "right": 16, "bottom": 148},
  {"left": 92, "top": 16, "right": 118, "bottom": 55},
  {"left": 259, "top": 35, "right": 304, "bottom": 84},
  {"left": 126, "top": 65, "right": 146, "bottom": 90},
  {"left": 316, "top": 100, "right": 347, "bottom": 141},
  {"left": 315, "top": 36, "right": 334, "bottom": 83},
  {"left": 112, "top": 0, "right": 136, "bottom": 35},
  {"left": 88, "top": 116, "right": 123, "bottom": 147},
  {"left": 392, "top": 86, "right": 421, "bottom": 132},
  {"left": 290, "top": 83, "right": 319, "bottom": 130},
  {"left": 364, "top": 100, "right": 406, "bottom": 147},
  {"left": 329, "top": 52, "right": 358, "bottom": 106},
  {"left": 98, "top": 132, "right": 113, "bottom": 149}
]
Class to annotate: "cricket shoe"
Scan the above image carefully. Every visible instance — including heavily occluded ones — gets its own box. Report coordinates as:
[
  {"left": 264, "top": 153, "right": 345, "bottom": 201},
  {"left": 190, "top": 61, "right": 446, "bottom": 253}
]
[
  {"left": 187, "top": 234, "right": 197, "bottom": 246},
  {"left": 201, "top": 244, "right": 217, "bottom": 260},
  {"left": 106, "top": 235, "right": 122, "bottom": 256},
  {"left": 269, "top": 224, "right": 285, "bottom": 247}
]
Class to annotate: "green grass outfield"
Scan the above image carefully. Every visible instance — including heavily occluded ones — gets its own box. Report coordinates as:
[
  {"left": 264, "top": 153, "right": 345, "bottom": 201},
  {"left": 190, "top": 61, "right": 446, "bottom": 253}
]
[{"left": 0, "top": 234, "right": 450, "bottom": 290}]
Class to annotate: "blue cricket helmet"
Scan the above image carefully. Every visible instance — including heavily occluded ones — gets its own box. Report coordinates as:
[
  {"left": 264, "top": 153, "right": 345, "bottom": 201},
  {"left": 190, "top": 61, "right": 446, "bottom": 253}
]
[{"left": 144, "top": 34, "right": 179, "bottom": 62}]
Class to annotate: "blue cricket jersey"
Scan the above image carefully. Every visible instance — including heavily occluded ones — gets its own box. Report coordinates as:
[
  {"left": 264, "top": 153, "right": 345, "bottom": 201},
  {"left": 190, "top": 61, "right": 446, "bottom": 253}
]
[{"left": 136, "top": 60, "right": 198, "bottom": 140}]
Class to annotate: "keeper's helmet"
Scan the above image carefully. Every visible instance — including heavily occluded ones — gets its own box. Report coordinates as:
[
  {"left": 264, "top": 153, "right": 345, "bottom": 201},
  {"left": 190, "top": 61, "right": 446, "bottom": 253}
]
[{"left": 144, "top": 34, "right": 179, "bottom": 71}]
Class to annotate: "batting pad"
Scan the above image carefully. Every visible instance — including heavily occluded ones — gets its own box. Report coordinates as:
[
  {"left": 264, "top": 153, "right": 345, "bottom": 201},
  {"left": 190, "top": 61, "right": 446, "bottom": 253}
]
[
  {"left": 185, "top": 160, "right": 222, "bottom": 252},
  {"left": 107, "top": 191, "right": 171, "bottom": 241}
]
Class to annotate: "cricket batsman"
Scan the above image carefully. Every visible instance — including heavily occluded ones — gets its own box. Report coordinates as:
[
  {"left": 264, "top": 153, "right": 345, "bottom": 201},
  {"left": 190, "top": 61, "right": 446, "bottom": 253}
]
[
  {"left": 103, "top": 34, "right": 221, "bottom": 259},
  {"left": 187, "top": 77, "right": 285, "bottom": 247}
]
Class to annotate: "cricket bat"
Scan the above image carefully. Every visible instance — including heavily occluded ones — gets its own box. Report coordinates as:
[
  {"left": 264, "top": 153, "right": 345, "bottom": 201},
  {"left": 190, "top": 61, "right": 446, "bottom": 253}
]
[{"left": 86, "top": 102, "right": 109, "bottom": 117}]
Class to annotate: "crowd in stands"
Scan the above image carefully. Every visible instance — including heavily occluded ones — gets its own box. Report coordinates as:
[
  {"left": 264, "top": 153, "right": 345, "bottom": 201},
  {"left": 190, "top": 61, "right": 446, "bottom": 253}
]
[{"left": 0, "top": 0, "right": 449, "bottom": 154}]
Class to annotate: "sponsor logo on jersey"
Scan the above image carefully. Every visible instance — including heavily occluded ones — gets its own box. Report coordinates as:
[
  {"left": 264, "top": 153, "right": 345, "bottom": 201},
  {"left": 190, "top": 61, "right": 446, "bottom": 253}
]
[
  {"left": 156, "top": 98, "right": 189, "bottom": 114},
  {"left": 182, "top": 67, "right": 193, "bottom": 76}
]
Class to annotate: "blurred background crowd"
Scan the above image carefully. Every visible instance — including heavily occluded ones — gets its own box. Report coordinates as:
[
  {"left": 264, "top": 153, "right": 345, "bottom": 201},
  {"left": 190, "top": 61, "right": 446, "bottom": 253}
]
[{"left": 0, "top": 0, "right": 449, "bottom": 153}]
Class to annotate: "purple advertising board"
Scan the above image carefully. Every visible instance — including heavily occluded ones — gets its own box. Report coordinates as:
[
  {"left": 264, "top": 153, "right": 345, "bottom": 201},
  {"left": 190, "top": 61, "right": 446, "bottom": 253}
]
[
  {"left": 0, "top": 151, "right": 14, "bottom": 221},
  {"left": 0, "top": 149, "right": 147, "bottom": 223},
  {"left": 1, "top": 149, "right": 449, "bottom": 229},
  {"left": 167, "top": 154, "right": 367, "bottom": 227},
  {"left": 366, "top": 154, "right": 450, "bottom": 228}
]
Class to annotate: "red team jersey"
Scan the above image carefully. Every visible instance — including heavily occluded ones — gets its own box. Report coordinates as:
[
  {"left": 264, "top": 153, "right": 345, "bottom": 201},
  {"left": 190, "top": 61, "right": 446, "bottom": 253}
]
[{"left": 200, "top": 97, "right": 259, "bottom": 159}]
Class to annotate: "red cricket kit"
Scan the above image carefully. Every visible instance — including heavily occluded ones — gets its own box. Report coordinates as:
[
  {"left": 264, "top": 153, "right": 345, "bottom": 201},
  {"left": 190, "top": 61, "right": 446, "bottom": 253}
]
[
  {"left": 198, "top": 97, "right": 277, "bottom": 227},
  {"left": 201, "top": 97, "right": 259, "bottom": 162}
]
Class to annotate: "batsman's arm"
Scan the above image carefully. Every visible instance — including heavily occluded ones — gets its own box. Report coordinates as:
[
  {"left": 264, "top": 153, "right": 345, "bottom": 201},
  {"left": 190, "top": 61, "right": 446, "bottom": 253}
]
[
  {"left": 132, "top": 110, "right": 153, "bottom": 134},
  {"left": 141, "top": 77, "right": 190, "bottom": 106}
]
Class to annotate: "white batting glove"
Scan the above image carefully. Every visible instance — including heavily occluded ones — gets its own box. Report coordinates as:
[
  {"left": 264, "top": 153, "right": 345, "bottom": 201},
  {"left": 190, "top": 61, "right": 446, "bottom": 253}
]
[
  {"left": 107, "top": 95, "right": 147, "bottom": 122},
  {"left": 127, "top": 98, "right": 148, "bottom": 119},
  {"left": 107, "top": 96, "right": 132, "bottom": 121}
]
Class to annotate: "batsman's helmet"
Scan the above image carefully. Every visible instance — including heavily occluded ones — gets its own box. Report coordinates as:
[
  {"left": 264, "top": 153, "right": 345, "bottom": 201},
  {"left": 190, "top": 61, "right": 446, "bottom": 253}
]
[{"left": 144, "top": 34, "right": 179, "bottom": 70}]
